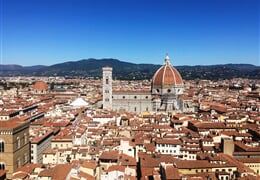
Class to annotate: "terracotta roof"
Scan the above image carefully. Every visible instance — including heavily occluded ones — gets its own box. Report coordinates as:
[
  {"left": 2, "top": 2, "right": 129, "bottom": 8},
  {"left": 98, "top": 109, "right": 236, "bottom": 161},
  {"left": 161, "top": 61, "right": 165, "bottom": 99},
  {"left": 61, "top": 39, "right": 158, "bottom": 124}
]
[
  {"left": 33, "top": 81, "right": 48, "bottom": 90},
  {"left": 38, "top": 164, "right": 72, "bottom": 180},
  {"left": 107, "top": 165, "right": 125, "bottom": 172},
  {"left": 139, "top": 153, "right": 177, "bottom": 168},
  {"left": 152, "top": 57, "right": 183, "bottom": 87},
  {"left": 12, "top": 171, "right": 29, "bottom": 179},
  {"left": 81, "top": 161, "right": 97, "bottom": 169},
  {"left": 119, "top": 154, "right": 136, "bottom": 166},
  {"left": 0, "top": 119, "right": 29, "bottom": 129},
  {"left": 99, "top": 150, "right": 119, "bottom": 160},
  {"left": 163, "top": 164, "right": 181, "bottom": 179}
]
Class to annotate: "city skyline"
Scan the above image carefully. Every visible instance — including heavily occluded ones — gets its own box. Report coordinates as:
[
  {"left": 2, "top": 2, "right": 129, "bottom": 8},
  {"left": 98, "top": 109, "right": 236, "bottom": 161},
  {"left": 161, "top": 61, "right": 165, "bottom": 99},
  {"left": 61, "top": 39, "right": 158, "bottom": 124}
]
[{"left": 1, "top": 0, "right": 259, "bottom": 66}]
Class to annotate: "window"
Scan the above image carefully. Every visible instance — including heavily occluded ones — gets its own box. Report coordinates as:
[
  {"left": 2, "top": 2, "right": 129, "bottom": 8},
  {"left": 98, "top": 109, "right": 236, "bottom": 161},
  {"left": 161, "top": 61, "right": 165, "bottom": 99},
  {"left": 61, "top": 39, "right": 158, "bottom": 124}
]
[
  {"left": 16, "top": 137, "right": 21, "bottom": 149},
  {"left": 24, "top": 133, "right": 28, "bottom": 144},
  {"left": 123, "top": 96, "right": 125, "bottom": 99},
  {"left": 106, "top": 78, "right": 109, "bottom": 84},
  {"left": 16, "top": 158, "right": 21, "bottom": 168},
  {"left": 0, "top": 163, "right": 5, "bottom": 170},
  {"left": 24, "top": 153, "right": 28, "bottom": 164},
  {"left": 134, "top": 96, "right": 137, "bottom": 99},
  {"left": 134, "top": 107, "right": 137, "bottom": 112},
  {"left": 167, "top": 89, "right": 171, "bottom": 93},
  {"left": 145, "top": 96, "right": 148, "bottom": 99},
  {"left": 0, "top": 140, "right": 4, "bottom": 152}
]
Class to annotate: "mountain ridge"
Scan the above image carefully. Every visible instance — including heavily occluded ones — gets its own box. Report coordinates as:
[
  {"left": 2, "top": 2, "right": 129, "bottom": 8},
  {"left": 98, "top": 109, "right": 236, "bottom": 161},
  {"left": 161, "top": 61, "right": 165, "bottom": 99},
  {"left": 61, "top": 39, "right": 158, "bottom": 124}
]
[{"left": 1, "top": 58, "right": 259, "bottom": 80}]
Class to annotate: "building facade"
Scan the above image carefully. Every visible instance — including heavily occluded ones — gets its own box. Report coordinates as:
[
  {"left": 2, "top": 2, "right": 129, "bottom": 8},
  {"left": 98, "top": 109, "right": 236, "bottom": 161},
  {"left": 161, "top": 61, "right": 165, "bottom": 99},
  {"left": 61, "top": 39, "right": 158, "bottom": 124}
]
[
  {"left": 0, "top": 120, "right": 30, "bottom": 179},
  {"left": 102, "top": 55, "right": 194, "bottom": 113},
  {"left": 30, "top": 131, "right": 53, "bottom": 164},
  {"left": 102, "top": 67, "right": 113, "bottom": 110}
]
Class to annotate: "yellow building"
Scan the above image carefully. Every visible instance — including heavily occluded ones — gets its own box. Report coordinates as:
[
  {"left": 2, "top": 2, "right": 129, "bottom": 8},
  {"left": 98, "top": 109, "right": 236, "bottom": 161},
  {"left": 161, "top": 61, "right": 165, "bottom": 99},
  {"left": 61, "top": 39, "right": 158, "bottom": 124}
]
[
  {"left": 238, "top": 158, "right": 260, "bottom": 175},
  {"left": 0, "top": 120, "right": 30, "bottom": 179}
]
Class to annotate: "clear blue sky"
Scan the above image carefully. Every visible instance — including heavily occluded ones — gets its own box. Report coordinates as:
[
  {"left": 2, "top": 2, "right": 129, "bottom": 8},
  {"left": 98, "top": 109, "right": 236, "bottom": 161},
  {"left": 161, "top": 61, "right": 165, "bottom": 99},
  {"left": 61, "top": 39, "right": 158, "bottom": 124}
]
[{"left": 1, "top": 0, "right": 259, "bottom": 66}]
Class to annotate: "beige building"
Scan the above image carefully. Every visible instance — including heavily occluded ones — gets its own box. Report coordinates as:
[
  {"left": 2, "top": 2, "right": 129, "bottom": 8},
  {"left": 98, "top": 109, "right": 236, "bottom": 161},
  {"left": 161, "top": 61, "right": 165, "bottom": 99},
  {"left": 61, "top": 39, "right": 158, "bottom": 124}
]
[
  {"left": 0, "top": 120, "right": 30, "bottom": 179},
  {"left": 30, "top": 130, "right": 53, "bottom": 164}
]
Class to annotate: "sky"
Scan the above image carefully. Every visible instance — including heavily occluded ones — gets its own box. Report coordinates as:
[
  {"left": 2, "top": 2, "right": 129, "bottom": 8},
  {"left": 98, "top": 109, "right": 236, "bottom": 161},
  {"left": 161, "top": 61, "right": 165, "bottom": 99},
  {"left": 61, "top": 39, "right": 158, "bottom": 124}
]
[{"left": 1, "top": 0, "right": 259, "bottom": 66}]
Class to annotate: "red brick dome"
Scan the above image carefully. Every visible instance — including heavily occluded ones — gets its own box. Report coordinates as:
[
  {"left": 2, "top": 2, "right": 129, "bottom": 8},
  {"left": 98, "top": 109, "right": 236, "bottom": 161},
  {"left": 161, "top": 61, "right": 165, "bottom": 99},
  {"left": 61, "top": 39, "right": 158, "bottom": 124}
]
[
  {"left": 152, "top": 55, "right": 183, "bottom": 87},
  {"left": 33, "top": 81, "right": 48, "bottom": 90}
]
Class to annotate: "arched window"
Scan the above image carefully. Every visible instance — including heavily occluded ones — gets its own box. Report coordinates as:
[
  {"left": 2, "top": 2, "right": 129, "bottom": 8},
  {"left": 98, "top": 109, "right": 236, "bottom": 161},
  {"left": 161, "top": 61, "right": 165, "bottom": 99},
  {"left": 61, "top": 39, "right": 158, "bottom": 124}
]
[
  {"left": 0, "top": 162, "right": 5, "bottom": 170},
  {"left": 24, "top": 133, "right": 28, "bottom": 144},
  {"left": 24, "top": 153, "right": 28, "bottom": 164},
  {"left": 16, "top": 137, "right": 21, "bottom": 149},
  {"left": 0, "top": 140, "right": 4, "bottom": 152},
  {"left": 16, "top": 158, "right": 21, "bottom": 168}
]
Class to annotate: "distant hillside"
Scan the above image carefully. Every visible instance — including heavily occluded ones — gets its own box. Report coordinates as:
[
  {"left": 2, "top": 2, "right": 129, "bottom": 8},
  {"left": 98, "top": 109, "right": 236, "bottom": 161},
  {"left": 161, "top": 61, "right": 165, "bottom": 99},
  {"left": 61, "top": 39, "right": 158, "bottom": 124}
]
[
  {"left": 0, "top": 59, "right": 259, "bottom": 80},
  {"left": 0, "top": 65, "right": 47, "bottom": 76}
]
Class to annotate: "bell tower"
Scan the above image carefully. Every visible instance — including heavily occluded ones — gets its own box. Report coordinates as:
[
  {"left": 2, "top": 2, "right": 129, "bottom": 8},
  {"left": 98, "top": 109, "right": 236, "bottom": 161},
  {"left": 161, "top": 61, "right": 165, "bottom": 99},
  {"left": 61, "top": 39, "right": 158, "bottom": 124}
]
[{"left": 102, "top": 67, "right": 113, "bottom": 110}]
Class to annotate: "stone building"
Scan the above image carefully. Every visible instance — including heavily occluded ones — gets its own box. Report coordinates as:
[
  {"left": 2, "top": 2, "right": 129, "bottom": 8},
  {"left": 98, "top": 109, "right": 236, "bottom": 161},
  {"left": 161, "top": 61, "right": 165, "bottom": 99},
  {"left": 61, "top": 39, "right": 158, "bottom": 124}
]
[
  {"left": 0, "top": 120, "right": 30, "bottom": 179},
  {"left": 102, "top": 54, "right": 194, "bottom": 113}
]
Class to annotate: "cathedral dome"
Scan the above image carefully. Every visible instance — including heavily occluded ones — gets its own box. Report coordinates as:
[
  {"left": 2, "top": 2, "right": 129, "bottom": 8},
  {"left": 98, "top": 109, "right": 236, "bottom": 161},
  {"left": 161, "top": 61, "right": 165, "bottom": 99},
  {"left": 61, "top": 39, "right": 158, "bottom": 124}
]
[
  {"left": 33, "top": 81, "right": 48, "bottom": 90},
  {"left": 152, "top": 55, "right": 183, "bottom": 88}
]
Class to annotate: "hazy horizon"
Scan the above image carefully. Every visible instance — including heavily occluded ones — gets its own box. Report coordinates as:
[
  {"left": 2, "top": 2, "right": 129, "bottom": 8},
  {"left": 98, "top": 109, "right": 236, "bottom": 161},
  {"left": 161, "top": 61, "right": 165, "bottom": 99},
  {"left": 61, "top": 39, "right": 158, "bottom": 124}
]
[{"left": 2, "top": 57, "right": 260, "bottom": 67}]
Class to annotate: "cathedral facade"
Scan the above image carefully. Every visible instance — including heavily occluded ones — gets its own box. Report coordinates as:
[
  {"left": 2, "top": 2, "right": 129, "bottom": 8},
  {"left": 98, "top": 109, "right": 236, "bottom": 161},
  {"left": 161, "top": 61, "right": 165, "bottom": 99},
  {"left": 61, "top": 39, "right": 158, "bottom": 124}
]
[{"left": 102, "top": 55, "right": 194, "bottom": 113}]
